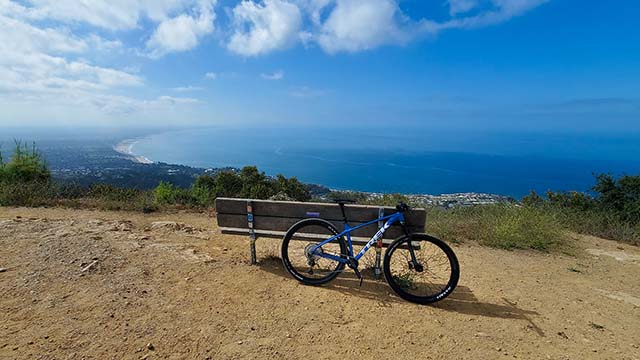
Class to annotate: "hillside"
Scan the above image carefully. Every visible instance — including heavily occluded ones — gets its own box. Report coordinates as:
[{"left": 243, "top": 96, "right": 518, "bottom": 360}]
[{"left": 1, "top": 207, "right": 639, "bottom": 359}]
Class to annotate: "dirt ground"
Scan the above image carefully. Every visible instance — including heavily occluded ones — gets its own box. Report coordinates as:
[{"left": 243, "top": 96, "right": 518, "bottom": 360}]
[{"left": 1, "top": 207, "right": 639, "bottom": 360}]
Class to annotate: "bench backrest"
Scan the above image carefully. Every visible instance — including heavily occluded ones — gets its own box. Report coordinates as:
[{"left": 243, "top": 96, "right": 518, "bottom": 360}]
[{"left": 215, "top": 197, "right": 426, "bottom": 244}]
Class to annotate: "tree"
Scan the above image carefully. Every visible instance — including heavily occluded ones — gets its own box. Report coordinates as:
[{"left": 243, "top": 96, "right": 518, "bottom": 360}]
[
  {"left": 214, "top": 172, "right": 243, "bottom": 198},
  {"left": 0, "top": 141, "right": 50, "bottom": 184},
  {"left": 521, "top": 190, "right": 544, "bottom": 207},
  {"left": 192, "top": 174, "right": 217, "bottom": 206},
  {"left": 274, "top": 174, "right": 310, "bottom": 201},
  {"left": 594, "top": 173, "right": 640, "bottom": 223},
  {"left": 239, "top": 166, "right": 275, "bottom": 199}
]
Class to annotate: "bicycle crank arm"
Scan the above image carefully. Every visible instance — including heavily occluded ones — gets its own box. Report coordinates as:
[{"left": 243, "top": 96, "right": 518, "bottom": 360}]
[{"left": 345, "top": 257, "right": 363, "bottom": 287}]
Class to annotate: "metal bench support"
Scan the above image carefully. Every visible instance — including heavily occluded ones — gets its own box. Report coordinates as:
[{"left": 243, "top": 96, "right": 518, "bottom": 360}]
[
  {"left": 374, "top": 207, "right": 384, "bottom": 279},
  {"left": 247, "top": 200, "right": 257, "bottom": 265}
]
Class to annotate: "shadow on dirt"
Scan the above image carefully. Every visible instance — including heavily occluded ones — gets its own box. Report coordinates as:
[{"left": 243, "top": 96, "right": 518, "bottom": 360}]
[{"left": 257, "top": 256, "right": 544, "bottom": 336}]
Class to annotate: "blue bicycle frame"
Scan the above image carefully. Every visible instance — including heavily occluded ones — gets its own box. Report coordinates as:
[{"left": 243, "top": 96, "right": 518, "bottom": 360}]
[{"left": 310, "top": 211, "right": 406, "bottom": 263}]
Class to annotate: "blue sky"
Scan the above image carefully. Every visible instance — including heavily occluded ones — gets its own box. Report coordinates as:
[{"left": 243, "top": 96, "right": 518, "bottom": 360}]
[{"left": 0, "top": 0, "right": 638, "bottom": 132}]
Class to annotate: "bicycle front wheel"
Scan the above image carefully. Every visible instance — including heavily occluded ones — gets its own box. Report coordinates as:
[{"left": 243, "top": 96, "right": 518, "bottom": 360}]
[
  {"left": 383, "top": 234, "right": 459, "bottom": 304},
  {"left": 281, "top": 218, "right": 348, "bottom": 285}
]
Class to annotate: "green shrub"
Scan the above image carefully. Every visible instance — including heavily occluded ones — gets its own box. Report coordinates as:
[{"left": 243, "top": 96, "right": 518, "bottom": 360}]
[
  {"left": 426, "top": 204, "right": 566, "bottom": 251},
  {"left": 153, "top": 181, "right": 195, "bottom": 206},
  {"left": 191, "top": 174, "right": 217, "bottom": 206},
  {"left": 525, "top": 173, "right": 640, "bottom": 246},
  {"left": 214, "top": 171, "right": 243, "bottom": 198},
  {"left": 274, "top": 174, "right": 310, "bottom": 201},
  {"left": 0, "top": 181, "right": 52, "bottom": 207},
  {"left": 0, "top": 141, "right": 52, "bottom": 206},
  {"left": 239, "top": 166, "right": 275, "bottom": 199},
  {"left": 482, "top": 205, "right": 565, "bottom": 251},
  {"left": 0, "top": 141, "right": 50, "bottom": 184}
]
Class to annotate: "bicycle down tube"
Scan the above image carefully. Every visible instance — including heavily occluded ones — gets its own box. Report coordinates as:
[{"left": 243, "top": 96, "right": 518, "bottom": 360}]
[{"left": 311, "top": 212, "right": 405, "bottom": 263}]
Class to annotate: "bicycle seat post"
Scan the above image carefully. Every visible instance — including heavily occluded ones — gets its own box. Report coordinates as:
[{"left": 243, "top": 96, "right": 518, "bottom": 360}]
[{"left": 338, "top": 202, "right": 348, "bottom": 224}]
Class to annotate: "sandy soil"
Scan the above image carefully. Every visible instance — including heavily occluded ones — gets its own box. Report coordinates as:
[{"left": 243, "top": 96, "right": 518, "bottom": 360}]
[{"left": 1, "top": 207, "right": 639, "bottom": 360}]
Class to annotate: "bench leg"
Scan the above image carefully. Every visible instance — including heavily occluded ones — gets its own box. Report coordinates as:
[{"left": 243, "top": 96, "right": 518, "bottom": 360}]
[
  {"left": 247, "top": 200, "right": 257, "bottom": 265},
  {"left": 374, "top": 245, "right": 382, "bottom": 279},
  {"left": 374, "top": 207, "right": 384, "bottom": 279},
  {"left": 249, "top": 234, "right": 257, "bottom": 265}
]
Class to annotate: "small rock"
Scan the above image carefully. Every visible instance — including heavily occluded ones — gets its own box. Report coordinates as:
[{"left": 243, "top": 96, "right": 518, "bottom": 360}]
[
  {"left": 147, "top": 343, "right": 154, "bottom": 351},
  {"left": 237, "top": 340, "right": 243, "bottom": 345},
  {"left": 0, "top": 268, "right": 7, "bottom": 273}
]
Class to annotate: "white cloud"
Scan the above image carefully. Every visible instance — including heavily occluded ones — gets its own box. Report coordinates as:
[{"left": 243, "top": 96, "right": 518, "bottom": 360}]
[
  {"left": 2, "top": 0, "right": 219, "bottom": 58},
  {"left": 0, "top": 3, "right": 200, "bottom": 121},
  {"left": 171, "top": 85, "right": 203, "bottom": 91},
  {"left": 315, "top": 0, "right": 410, "bottom": 53},
  {"left": 0, "top": 14, "right": 142, "bottom": 94},
  {"left": 0, "top": 12, "right": 87, "bottom": 54},
  {"left": 447, "top": 0, "right": 479, "bottom": 16},
  {"left": 157, "top": 95, "right": 200, "bottom": 104},
  {"left": 204, "top": 72, "right": 217, "bottom": 79},
  {"left": 261, "top": 70, "right": 284, "bottom": 80},
  {"left": 8, "top": 0, "right": 192, "bottom": 31},
  {"left": 146, "top": 0, "right": 217, "bottom": 58},
  {"left": 423, "top": 0, "right": 549, "bottom": 31},
  {"left": 227, "top": 0, "right": 303, "bottom": 56}
]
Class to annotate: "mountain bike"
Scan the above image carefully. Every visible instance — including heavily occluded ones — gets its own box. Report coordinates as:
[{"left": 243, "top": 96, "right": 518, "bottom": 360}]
[{"left": 281, "top": 200, "right": 459, "bottom": 304}]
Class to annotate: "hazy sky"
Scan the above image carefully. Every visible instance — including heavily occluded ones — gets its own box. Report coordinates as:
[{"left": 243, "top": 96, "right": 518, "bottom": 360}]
[{"left": 0, "top": 0, "right": 638, "bottom": 131}]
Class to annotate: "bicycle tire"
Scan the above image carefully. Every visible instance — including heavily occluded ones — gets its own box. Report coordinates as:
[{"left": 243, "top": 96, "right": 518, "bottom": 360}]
[
  {"left": 281, "top": 218, "right": 348, "bottom": 285},
  {"left": 383, "top": 233, "right": 459, "bottom": 304}
]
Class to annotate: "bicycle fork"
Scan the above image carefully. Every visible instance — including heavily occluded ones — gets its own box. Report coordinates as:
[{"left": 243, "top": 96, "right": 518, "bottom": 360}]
[{"left": 402, "top": 221, "right": 424, "bottom": 273}]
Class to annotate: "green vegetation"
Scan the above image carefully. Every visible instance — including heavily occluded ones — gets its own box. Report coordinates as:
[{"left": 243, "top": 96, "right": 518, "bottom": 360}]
[
  {"left": 0, "top": 143, "right": 310, "bottom": 211},
  {"left": 520, "top": 174, "right": 640, "bottom": 246},
  {"left": 1, "top": 141, "right": 638, "bottom": 250},
  {"left": 150, "top": 166, "right": 311, "bottom": 207},
  {"left": 426, "top": 204, "right": 566, "bottom": 251},
  {"left": 425, "top": 173, "right": 640, "bottom": 249},
  {"left": 0, "top": 141, "right": 52, "bottom": 206}
]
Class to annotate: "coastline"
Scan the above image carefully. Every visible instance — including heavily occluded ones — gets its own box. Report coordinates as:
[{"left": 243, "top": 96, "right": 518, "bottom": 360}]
[
  {"left": 110, "top": 137, "right": 513, "bottom": 204},
  {"left": 113, "top": 139, "right": 154, "bottom": 164}
]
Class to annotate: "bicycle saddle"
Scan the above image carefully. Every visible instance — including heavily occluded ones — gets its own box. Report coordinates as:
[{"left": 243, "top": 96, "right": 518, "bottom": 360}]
[{"left": 396, "top": 202, "right": 410, "bottom": 212}]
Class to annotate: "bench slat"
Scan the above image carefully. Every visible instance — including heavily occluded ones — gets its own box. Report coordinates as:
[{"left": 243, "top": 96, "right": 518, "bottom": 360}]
[
  {"left": 219, "top": 227, "right": 419, "bottom": 248},
  {"left": 215, "top": 197, "right": 426, "bottom": 226},
  {"left": 217, "top": 213, "right": 416, "bottom": 239}
]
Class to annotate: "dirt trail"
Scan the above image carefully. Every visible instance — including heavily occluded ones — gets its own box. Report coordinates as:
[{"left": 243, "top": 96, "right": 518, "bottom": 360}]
[{"left": 1, "top": 207, "right": 639, "bottom": 359}]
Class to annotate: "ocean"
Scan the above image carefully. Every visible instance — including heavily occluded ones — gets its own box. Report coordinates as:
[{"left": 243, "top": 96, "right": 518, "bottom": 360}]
[{"left": 128, "top": 126, "right": 640, "bottom": 198}]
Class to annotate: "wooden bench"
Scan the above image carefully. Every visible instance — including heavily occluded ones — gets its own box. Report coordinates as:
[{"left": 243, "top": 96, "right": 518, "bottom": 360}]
[{"left": 214, "top": 198, "right": 427, "bottom": 270}]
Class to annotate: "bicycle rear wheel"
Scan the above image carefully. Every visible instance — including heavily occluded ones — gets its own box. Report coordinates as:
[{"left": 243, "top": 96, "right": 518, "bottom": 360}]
[
  {"left": 281, "top": 218, "right": 348, "bottom": 285},
  {"left": 383, "top": 234, "right": 459, "bottom": 304}
]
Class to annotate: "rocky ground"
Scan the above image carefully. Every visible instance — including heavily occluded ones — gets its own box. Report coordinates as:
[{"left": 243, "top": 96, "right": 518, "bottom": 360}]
[{"left": 0, "top": 207, "right": 639, "bottom": 359}]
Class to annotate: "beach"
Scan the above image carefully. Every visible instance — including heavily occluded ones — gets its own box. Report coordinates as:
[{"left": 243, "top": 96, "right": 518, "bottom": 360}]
[{"left": 113, "top": 139, "right": 154, "bottom": 164}]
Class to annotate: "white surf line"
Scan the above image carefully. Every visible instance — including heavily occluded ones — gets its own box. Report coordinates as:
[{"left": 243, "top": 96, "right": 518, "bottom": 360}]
[{"left": 113, "top": 139, "right": 154, "bottom": 164}]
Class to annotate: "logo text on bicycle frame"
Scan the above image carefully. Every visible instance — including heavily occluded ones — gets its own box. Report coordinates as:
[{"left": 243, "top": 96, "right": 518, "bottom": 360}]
[{"left": 357, "top": 220, "right": 392, "bottom": 258}]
